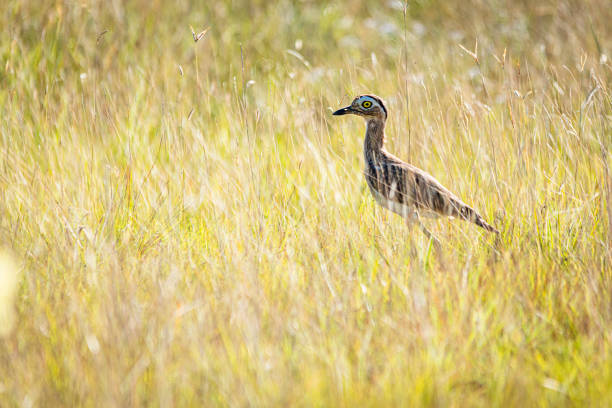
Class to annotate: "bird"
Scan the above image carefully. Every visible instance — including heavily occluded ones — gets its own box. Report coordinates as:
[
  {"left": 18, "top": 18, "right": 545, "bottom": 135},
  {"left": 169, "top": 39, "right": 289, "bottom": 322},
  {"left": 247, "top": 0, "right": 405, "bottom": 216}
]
[{"left": 333, "top": 94, "right": 499, "bottom": 241}]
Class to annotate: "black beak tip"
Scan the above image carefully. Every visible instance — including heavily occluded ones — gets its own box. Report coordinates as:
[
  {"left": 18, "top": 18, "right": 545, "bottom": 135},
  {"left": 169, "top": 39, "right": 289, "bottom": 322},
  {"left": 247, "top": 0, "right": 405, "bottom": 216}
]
[{"left": 333, "top": 107, "right": 351, "bottom": 116}]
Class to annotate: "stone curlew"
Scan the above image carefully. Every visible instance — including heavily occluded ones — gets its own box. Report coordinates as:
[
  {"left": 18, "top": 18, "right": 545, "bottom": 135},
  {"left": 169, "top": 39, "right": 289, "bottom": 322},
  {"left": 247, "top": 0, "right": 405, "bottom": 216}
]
[{"left": 333, "top": 94, "right": 498, "bottom": 241}]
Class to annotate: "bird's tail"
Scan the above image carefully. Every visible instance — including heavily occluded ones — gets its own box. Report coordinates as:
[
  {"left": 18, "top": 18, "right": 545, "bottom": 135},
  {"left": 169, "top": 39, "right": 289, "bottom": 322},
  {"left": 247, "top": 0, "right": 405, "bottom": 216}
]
[{"left": 459, "top": 205, "right": 499, "bottom": 234}]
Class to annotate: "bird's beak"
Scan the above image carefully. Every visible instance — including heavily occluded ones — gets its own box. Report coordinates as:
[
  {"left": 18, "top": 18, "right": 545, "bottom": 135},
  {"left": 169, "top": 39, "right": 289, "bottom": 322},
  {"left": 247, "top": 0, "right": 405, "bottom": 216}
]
[{"left": 333, "top": 106, "right": 353, "bottom": 116}]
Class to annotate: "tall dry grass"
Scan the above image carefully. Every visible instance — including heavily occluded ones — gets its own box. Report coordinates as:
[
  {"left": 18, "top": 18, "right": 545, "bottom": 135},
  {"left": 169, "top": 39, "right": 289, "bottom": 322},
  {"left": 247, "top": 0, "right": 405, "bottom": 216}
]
[{"left": 0, "top": 0, "right": 611, "bottom": 406}]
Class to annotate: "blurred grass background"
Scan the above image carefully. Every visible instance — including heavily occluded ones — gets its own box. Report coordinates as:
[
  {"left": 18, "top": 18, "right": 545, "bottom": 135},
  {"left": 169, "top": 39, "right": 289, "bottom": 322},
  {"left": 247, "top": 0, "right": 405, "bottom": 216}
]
[{"left": 0, "top": 0, "right": 611, "bottom": 406}]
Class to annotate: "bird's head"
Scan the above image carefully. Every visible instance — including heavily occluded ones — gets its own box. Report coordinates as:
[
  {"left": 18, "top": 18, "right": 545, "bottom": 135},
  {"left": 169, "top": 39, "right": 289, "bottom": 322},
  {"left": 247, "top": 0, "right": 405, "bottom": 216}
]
[{"left": 333, "top": 95, "right": 387, "bottom": 121}]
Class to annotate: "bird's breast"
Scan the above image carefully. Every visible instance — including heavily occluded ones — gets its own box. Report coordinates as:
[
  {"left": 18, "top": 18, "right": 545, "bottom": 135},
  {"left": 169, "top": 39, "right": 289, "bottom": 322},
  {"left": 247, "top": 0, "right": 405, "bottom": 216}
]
[{"left": 364, "top": 165, "right": 416, "bottom": 219}]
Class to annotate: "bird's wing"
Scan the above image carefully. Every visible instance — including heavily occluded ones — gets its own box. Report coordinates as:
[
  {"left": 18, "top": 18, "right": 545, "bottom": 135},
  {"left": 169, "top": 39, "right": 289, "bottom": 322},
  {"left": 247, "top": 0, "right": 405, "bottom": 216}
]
[
  {"left": 379, "top": 151, "right": 466, "bottom": 217},
  {"left": 379, "top": 151, "right": 498, "bottom": 232}
]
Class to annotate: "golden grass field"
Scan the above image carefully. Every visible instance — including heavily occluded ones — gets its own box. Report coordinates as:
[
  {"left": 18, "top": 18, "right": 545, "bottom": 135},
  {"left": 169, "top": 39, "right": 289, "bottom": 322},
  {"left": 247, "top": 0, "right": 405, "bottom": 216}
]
[{"left": 0, "top": 0, "right": 611, "bottom": 406}]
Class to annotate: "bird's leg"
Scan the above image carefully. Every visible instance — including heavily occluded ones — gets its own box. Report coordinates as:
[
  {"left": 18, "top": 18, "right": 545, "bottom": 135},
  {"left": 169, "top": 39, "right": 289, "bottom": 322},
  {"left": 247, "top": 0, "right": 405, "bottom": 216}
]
[
  {"left": 406, "top": 212, "right": 445, "bottom": 268},
  {"left": 412, "top": 212, "right": 442, "bottom": 249},
  {"left": 404, "top": 214, "right": 418, "bottom": 259}
]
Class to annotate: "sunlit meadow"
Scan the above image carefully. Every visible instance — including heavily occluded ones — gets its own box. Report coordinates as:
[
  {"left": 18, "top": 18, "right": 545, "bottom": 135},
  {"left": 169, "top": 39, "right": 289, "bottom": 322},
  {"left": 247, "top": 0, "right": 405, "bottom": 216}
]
[{"left": 0, "top": 0, "right": 611, "bottom": 406}]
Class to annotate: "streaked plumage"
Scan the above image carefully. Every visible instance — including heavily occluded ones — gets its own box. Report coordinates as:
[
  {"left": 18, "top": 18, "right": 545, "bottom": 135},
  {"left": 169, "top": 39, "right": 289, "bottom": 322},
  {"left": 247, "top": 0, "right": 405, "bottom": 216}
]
[{"left": 333, "top": 94, "right": 498, "bottom": 235}]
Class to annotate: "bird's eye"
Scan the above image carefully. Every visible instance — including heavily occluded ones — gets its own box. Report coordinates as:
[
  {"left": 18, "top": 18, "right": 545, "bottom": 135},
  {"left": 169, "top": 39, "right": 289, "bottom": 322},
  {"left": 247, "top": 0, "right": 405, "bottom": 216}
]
[{"left": 362, "top": 101, "right": 372, "bottom": 108}]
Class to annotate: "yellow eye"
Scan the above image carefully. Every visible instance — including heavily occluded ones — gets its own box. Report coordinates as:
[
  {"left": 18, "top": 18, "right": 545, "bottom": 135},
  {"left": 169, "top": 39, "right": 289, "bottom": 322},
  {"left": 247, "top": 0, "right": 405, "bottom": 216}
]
[{"left": 362, "top": 101, "right": 372, "bottom": 108}]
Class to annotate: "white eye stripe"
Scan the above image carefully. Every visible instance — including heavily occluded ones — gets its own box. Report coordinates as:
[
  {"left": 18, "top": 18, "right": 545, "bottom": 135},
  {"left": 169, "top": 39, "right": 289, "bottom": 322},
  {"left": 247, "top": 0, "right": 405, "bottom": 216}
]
[{"left": 357, "top": 96, "right": 378, "bottom": 109}]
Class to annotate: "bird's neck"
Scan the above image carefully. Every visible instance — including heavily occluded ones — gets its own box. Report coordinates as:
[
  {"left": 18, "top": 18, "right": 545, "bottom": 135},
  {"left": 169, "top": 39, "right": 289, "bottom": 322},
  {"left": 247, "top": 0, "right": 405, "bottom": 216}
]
[{"left": 364, "top": 118, "right": 386, "bottom": 155}]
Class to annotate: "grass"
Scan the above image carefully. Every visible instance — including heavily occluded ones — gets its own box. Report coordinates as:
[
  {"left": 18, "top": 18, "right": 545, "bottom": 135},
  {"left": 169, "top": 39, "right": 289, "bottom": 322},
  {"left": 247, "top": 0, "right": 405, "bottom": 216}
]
[{"left": 0, "top": 0, "right": 611, "bottom": 406}]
